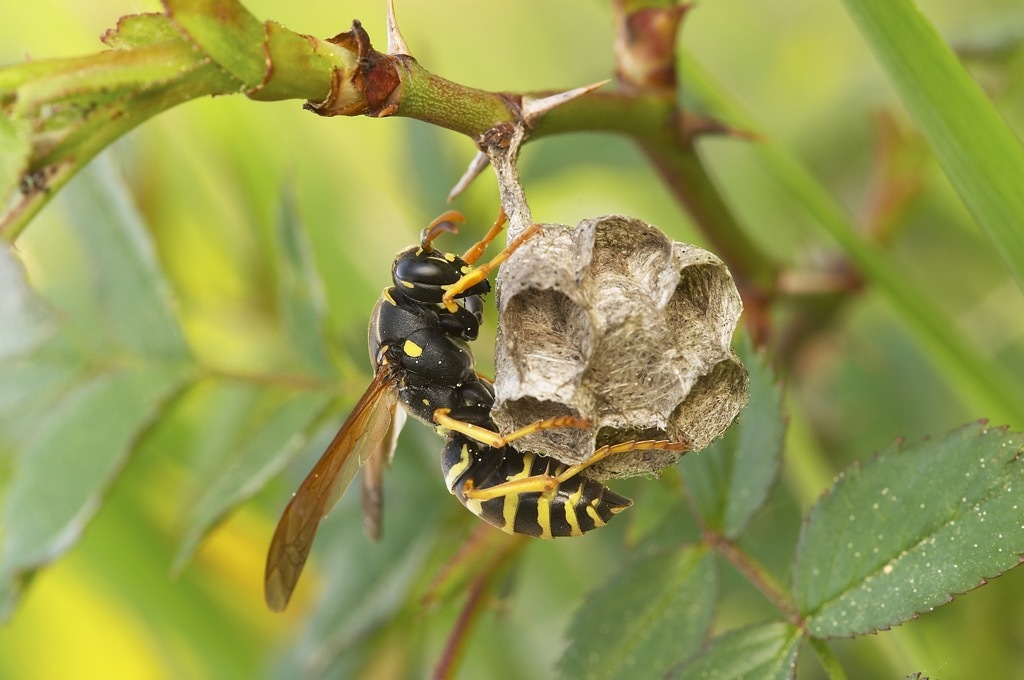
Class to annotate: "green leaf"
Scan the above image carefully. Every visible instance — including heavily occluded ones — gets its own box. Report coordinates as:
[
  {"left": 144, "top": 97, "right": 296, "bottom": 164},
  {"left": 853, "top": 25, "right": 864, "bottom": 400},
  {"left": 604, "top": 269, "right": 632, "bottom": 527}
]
[
  {"left": 838, "top": 0, "right": 1024, "bottom": 292},
  {"left": 62, "top": 157, "right": 190, "bottom": 361},
  {"left": 0, "top": 154, "right": 194, "bottom": 618},
  {"left": 101, "top": 13, "right": 188, "bottom": 50},
  {"left": 681, "top": 334, "right": 785, "bottom": 537},
  {"left": 0, "top": 363, "right": 187, "bottom": 618},
  {"left": 0, "top": 354, "right": 80, "bottom": 450},
  {"left": 274, "top": 188, "right": 335, "bottom": 378},
  {"left": 670, "top": 622, "right": 802, "bottom": 679},
  {"left": 172, "top": 389, "right": 333, "bottom": 572},
  {"left": 558, "top": 545, "right": 716, "bottom": 680},
  {"left": 793, "top": 422, "right": 1024, "bottom": 638},
  {"left": 0, "top": 247, "right": 53, "bottom": 360}
]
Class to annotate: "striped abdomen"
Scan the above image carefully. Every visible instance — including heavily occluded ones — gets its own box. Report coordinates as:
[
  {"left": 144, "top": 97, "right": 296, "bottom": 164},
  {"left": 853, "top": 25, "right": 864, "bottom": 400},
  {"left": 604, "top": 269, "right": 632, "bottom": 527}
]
[{"left": 441, "top": 437, "right": 632, "bottom": 538}]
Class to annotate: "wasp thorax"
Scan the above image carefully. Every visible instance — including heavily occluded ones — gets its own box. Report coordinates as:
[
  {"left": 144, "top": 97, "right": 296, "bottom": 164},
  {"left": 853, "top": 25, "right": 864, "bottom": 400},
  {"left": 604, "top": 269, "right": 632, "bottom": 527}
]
[{"left": 492, "top": 215, "right": 749, "bottom": 480}]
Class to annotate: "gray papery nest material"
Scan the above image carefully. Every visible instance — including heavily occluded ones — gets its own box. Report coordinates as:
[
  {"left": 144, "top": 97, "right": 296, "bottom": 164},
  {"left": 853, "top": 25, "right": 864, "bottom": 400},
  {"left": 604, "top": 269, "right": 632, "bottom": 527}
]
[{"left": 491, "top": 215, "right": 749, "bottom": 480}]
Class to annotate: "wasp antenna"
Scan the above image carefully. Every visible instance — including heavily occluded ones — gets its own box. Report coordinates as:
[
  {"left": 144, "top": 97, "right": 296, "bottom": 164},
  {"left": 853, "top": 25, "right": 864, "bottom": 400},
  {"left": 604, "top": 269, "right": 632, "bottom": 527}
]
[{"left": 420, "top": 210, "right": 465, "bottom": 250}]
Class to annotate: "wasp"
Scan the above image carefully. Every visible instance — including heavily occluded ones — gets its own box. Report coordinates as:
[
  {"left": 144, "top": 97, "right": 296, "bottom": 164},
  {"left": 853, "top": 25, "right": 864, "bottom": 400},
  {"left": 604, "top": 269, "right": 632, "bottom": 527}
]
[{"left": 264, "top": 210, "right": 689, "bottom": 611}]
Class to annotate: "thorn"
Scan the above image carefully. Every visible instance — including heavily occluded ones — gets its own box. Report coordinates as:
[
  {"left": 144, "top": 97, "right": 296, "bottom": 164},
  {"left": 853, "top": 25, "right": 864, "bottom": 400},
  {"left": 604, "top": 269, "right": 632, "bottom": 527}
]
[
  {"left": 521, "top": 80, "right": 609, "bottom": 124},
  {"left": 447, "top": 151, "right": 491, "bottom": 202},
  {"left": 681, "top": 113, "right": 764, "bottom": 143},
  {"left": 386, "top": 0, "right": 411, "bottom": 56}
]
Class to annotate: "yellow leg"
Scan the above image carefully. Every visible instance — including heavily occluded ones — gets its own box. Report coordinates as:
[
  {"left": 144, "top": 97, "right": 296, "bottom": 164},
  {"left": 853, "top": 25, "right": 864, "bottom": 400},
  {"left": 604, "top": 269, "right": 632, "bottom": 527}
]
[
  {"left": 461, "top": 206, "right": 507, "bottom": 265},
  {"left": 553, "top": 439, "right": 692, "bottom": 483},
  {"left": 420, "top": 210, "right": 465, "bottom": 250},
  {"left": 462, "top": 438, "right": 692, "bottom": 501},
  {"left": 463, "top": 472, "right": 558, "bottom": 501},
  {"left": 433, "top": 407, "right": 590, "bottom": 448},
  {"left": 440, "top": 223, "right": 542, "bottom": 312}
]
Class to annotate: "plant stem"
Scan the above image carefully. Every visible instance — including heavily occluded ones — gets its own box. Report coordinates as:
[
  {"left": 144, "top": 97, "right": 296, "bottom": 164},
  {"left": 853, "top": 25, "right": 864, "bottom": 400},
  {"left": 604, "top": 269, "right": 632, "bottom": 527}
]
[
  {"left": 431, "top": 532, "right": 527, "bottom": 680},
  {"left": 432, "top": 573, "right": 490, "bottom": 680},
  {"left": 395, "top": 57, "right": 516, "bottom": 138},
  {"left": 705, "top": 530, "right": 802, "bottom": 626},
  {"left": 809, "top": 637, "right": 849, "bottom": 680}
]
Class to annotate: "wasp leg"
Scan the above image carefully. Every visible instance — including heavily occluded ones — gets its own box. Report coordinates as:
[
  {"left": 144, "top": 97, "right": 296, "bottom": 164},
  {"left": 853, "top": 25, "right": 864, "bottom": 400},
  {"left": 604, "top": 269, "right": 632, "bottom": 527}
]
[
  {"left": 440, "top": 223, "right": 542, "bottom": 312},
  {"left": 433, "top": 407, "right": 590, "bottom": 448},
  {"left": 462, "top": 473, "right": 558, "bottom": 500},
  {"left": 461, "top": 438, "right": 692, "bottom": 501},
  {"left": 553, "top": 439, "right": 692, "bottom": 483},
  {"left": 461, "top": 206, "right": 507, "bottom": 265}
]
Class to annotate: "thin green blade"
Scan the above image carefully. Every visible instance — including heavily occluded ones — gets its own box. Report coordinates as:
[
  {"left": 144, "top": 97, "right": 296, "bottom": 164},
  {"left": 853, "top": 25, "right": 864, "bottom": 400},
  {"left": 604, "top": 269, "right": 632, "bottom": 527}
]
[{"left": 839, "top": 0, "right": 1024, "bottom": 291}]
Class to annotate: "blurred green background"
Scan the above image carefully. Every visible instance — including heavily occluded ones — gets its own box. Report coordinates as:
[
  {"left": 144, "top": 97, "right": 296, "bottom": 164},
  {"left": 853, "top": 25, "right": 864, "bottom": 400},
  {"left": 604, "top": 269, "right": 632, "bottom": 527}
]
[{"left": 2, "top": 0, "right": 1024, "bottom": 678}]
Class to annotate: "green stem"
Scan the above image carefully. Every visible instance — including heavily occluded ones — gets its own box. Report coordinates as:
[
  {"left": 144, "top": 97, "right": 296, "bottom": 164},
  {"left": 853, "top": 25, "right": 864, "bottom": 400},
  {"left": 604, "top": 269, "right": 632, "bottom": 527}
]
[
  {"left": 432, "top": 573, "right": 490, "bottom": 680},
  {"left": 639, "top": 138, "right": 776, "bottom": 291},
  {"left": 396, "top": 57, "right": 515, "bottom": 138},
  {"left": 431, "top": 533, "right": 527, "bottom": 680},
  {"left": 534, "top": 92, "right": 773, "bottom": 286},
  {"left": 534, "top": 92, "right": 778, "bottom": 337},
  {"left": 809, "top": 637, "right": 849, "bottom": 680},
  {"left": 705, "top": 530, "right": 802, "bottom": 626},
  {"left": 4, "top": 59, "right": 238, "bottom": 241}
]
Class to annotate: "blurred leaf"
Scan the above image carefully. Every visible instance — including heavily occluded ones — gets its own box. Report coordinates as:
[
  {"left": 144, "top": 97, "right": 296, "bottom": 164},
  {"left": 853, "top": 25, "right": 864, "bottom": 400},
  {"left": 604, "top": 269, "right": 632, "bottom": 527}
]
[
  {"left": 0, "top": 155, "right": 193, "bottom": 618},
  {"left": 172, "top": 389, "right": 333, "bottom": 572},
  {"left": 558, "top": 545, "right": 716, "bottom": 680},
  {"left": 0, "top": 363, "right": 187, "bottom": 618},
  {"left": 275, "top": 188, "right": 335, "bottom": 377},
  {"left": 682, "top": 334, "right": 785, "bottom": 537},
  {"left": 670, "top": 622, "right": 802, "bottom": 679},
  {"left": 793, "top": 422, "right": 1024, "bottom": 638},
  {"left": 839, "top": 0, "right": 1024, "bottom": 291},
  {"left": 0, "top": 353, "right": 80, "bottom": 449},
  {"left": 419, "top": 523, "right": 524, "bottom": 609},
  {"left": 681, "top": 55, "right": 1024, "bottom": 428},
  {"left": 0, "top": 247, "right": 53, "bottom": 360},
  {"left": 63, "top": 157, "right": 190, "bottom": 361}
]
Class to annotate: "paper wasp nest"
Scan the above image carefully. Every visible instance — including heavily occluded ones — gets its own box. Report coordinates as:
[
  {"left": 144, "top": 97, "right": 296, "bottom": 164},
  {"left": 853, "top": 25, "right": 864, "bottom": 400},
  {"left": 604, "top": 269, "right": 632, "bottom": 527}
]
[{"left": 492, "top": 215, "right": 749, "bottom": 480}]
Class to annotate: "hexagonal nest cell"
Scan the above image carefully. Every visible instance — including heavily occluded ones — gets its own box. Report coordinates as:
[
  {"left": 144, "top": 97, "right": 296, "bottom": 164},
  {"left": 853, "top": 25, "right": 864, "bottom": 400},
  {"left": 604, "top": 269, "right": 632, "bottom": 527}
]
[{"left": 491, "top": 215, "right": 749, "bottom": 480}]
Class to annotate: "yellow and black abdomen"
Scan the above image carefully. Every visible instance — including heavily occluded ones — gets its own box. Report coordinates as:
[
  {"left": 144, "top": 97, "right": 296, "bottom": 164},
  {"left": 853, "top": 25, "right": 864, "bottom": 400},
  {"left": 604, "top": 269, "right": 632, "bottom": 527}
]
[{"left": 442, "top": 434, "right": 633, "bottom": 539}]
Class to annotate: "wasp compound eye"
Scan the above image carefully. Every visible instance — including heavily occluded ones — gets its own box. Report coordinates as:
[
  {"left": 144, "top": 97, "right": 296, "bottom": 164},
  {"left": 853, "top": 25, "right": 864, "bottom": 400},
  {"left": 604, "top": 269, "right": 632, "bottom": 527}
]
[{"left": 491, "top": 215, "right": 750, "bottom": 480}]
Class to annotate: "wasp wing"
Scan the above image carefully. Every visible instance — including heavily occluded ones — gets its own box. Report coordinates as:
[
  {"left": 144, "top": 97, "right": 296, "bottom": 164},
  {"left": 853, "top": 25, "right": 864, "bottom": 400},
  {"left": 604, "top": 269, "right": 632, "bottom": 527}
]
[
  {"left": 265, "top": 370, "right": 399, "bottom": 612},
  {"left": 360, "top": 403, "right": 407, "bottom": 541}
]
